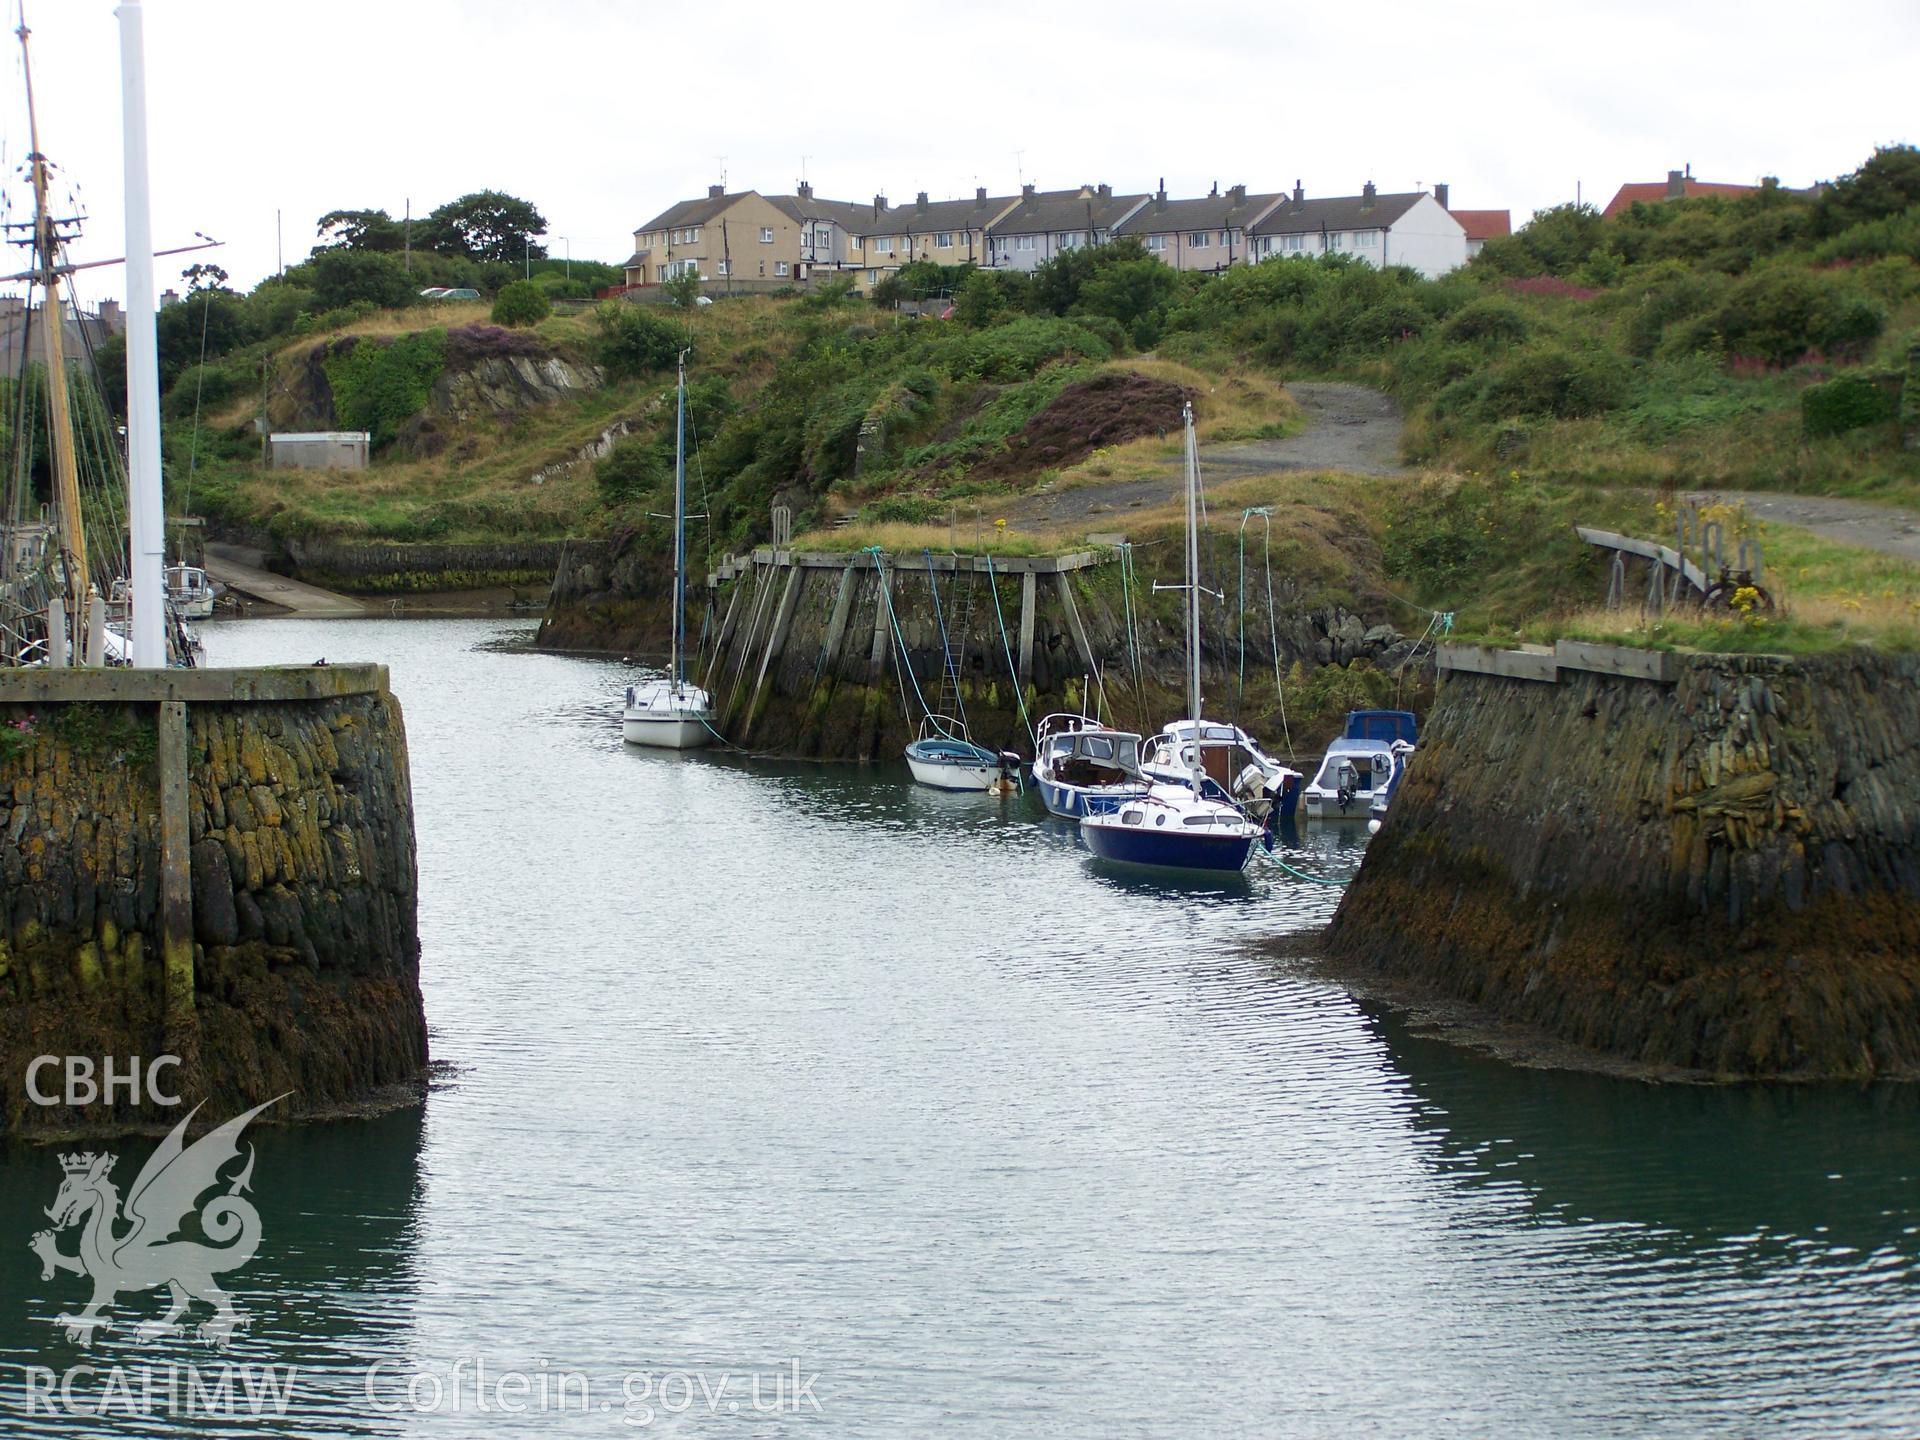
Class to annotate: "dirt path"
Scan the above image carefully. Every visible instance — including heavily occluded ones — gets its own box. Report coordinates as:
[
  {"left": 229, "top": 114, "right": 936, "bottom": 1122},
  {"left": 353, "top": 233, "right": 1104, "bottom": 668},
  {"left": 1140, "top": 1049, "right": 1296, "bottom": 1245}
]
[
  {"left": 203, "top": 543, "right": 368, "bottom": 618},
  {"left": 1002, "top": 380, "right": 1406, "bottom": 529},
  {"left": 1687, "top": 491, "right": 1920, "bottom": 565}
]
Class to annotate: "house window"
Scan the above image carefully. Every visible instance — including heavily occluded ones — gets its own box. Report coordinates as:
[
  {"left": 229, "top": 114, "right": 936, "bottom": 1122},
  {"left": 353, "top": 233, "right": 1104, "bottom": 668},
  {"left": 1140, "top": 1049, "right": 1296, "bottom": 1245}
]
[
  {"left": 1189, "top": 232, "right": 1211, "bottom": 247},
  {"left": 760, "top": 226, "right": 774, "bottom": 243},
  {"left": 775, "top": 261, "right": 789, "bottom": 276},
  {"left": 1059, "top": 231, "right": 1083, "bottom": 249},
  {"left": 875, "top": 236, "right": 894, "bottom": 255},
  {"left": 1328, "top": 232, "right": 1345, "bottom": 249},
  {"left": 936, "top": 232, "right": 953, "bottom": 248},
  {"left": 1016, "top": 234, "right": 1037, "bottom": 251},
  {"left": 1146, "top": 235, "right": 1167, "bottom": 252},
  {"left": 687, "top": 226, "right": 701, "bottom": 243},
  {"left": 1357, "top": 230, "right": 1379, "bottom": 248},
  {"left": 867, "top": 269, "right": 879, "bottom": 284},
  {"left": 716, "top": 260, "right": 729, "bottom": 277},
  {"left": 813, "top": 227, "right": 832, "bottom": 247}
]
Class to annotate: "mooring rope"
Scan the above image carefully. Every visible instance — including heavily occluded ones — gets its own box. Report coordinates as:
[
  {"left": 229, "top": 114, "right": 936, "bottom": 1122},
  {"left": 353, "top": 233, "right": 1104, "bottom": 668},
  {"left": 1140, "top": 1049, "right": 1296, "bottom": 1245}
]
[
  {"left": 922, "top": 548, "right": 971, "bottom": 733},
  {"left": 983, "top": 554, "right": 1035, "bottom": 746}
]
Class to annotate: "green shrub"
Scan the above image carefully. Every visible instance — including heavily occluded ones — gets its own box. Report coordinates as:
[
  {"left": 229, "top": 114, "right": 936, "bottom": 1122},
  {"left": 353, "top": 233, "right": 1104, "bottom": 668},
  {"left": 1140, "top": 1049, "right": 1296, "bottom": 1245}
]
[
  {"left": 1801, "top": 374, "right": 1899, "bottom": 436},
  {"left": 950, "top": 316, "right": 1111, "bottom": 381},
  {"left": 594, "top": 302, "right": 683, "bottom": 377},
  {"left": 1705, "top": 269, "right": 1885, "bottom": 365},
  {"left": 323, "top": 329, "right": 446, "bottom": 447},
  {"left": 594, "top": 434, "right": 670, "bottom": 503},
  {"left": 490, "top": 279, "right": 551, "bottom": 327},
  {"left": 1474, "top": 345, "right": 1630, "bottom": 420},
  {"left": 1442, "top": 298, "right": 1530, "bottom": 345}
]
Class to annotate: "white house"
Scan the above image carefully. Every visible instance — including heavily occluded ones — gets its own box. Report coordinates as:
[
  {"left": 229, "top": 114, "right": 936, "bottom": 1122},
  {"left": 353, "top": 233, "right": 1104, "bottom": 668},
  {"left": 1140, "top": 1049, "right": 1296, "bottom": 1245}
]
[{"left": 1246, "top": 183, "right": 1468, "bottom": 279}]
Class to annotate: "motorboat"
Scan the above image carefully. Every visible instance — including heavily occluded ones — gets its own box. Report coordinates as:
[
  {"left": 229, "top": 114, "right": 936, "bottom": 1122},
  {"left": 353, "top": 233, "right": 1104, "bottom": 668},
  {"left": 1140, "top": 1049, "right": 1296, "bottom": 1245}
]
[
  {"left": 1031, "top": 712, "right": 1150, "bottom": 818},
  {"left": 1306, "top": 709, "right": 1418, "bottom": 820},
  {"left": 906, "top": 715, "right": 1019, "bottom": 791},
  {"left": 1141, "top": 718, "right": 1301, "bottom": 820},
  {"left": 164, "top": 563, "right": 220, "bottom": 619},
  {"left": 622, "top": 352, "right": 714, "bottom": 750}
]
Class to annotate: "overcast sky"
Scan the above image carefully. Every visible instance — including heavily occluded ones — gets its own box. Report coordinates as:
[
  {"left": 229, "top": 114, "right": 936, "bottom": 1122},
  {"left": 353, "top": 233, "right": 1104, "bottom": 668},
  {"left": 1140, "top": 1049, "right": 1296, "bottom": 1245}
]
[{"left": 6, "top": 0, "right": 1917, "bottom": 300}]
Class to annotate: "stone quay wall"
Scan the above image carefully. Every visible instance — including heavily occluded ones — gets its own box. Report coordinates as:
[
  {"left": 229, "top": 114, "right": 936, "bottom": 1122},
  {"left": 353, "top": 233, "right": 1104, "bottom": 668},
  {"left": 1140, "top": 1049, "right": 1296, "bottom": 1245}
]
[
  {"left": 1324, "top": 643, "right": 1920, "bottom": 1080},
  {"left": 0, "top": 666, "right": 427, "bottom": 1134}
]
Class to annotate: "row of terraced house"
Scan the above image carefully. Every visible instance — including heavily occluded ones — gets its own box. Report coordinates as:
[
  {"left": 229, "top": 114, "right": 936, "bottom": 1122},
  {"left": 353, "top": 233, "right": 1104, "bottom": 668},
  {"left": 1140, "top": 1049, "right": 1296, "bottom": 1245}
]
[{"left": 619, "top": 179, "right": 1512, "bottom": 294}]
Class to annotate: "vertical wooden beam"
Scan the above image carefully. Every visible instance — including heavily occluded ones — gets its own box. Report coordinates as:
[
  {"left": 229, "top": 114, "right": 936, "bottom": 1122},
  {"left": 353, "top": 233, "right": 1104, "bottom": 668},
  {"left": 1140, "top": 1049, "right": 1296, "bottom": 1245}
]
[
  {"left": 1017, "top": 571, "right": 1037, "bottom": 686},
  {"left": 820, "top": 562, "right": 858, "bottom": 674},
  {"left": 866, "top": 557, "right": 893, "bottom": 677},
  {"left": 741, "top": 565, "right": 803, "bottom": 742},
  {"left": 702, "top": 575, "right": 745, "bottom": 689},
  {"left": 155, "top": 700, "right": 198, "bottom": 1065},
  {"left": 724, "top": 563, "right": 777, "bottom": 723},
  {"left": 1055, "top": 571, "right": 1097, "bottom": 677}
]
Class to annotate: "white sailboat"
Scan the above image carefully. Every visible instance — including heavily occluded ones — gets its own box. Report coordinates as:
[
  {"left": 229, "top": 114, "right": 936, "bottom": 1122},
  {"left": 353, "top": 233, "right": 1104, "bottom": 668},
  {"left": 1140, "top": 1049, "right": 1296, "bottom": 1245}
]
[
  {"left": 1079, "top": 404, "right": 1264, "bottom": 873},
  {"left": 622, "top": 350, "right": 713, "bottom": 749}
]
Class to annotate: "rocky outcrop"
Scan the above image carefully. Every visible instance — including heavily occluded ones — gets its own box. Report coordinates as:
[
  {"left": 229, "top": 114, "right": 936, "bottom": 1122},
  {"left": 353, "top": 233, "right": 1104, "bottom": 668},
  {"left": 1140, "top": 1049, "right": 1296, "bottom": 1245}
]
[
  {"left": 1324, "top": 651, "right": 1920, "bottom": 1080},
  {"left": 266, "top": 324, "right": 604, "bottom": 456},
  {"left": 0, "top": 671, "right": 427, "bottom": 1134},
  {"left": 277, "top": 536, "right": 577, "bottom": 595}
]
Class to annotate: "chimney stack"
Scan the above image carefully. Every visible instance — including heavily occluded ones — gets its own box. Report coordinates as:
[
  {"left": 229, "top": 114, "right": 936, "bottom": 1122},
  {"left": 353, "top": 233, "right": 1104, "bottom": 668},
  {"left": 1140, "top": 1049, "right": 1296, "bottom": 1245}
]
[
  {"left": 1293, "top": 180, "right": 1304, "bottom": 205},
  {"left": 1097, "top": 182, "right": 1111, "bottom": 200},
  {"left": 1433, "top": 182, "right": 1449, "bottom": 210},
  {"left": 975, "top": 186, "right": 987, "bottom": 204},
  {"left": 98, "top": 298, "right": 123, "bottom": 331},
  {"left": 1362, "top": 180, "right": 1377, "bottom": 207},
  {"left": 797, "top": 181, "right": 813, "bottom": 201},
  {"left": 1209, "top": 180, "right": 1219, "bottom": 198},
  {"left": 1022, "top": 183, "right": 1035, "bottom": 201},
  {"left": 916, "top": 191, "right": 929, "bottom": 212},
  {"left": 1667, "top": 169, "right": 1686, "bottom": 198},
  {"left": 1229, "top": 183, "right": 1246, "bottom": 204},
  {"left": 873, "top": 193, "right": 888, "bottom": 215},
  {"left": 708, "top": 183, "right": 725, "bottom": 200}
]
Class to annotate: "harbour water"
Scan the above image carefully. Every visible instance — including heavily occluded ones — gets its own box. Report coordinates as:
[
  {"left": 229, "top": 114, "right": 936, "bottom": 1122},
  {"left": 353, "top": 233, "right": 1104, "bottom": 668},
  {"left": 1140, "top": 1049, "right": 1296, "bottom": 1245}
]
[{"left": 2, "top": 617, "right": 1917, "bottom": 1436}]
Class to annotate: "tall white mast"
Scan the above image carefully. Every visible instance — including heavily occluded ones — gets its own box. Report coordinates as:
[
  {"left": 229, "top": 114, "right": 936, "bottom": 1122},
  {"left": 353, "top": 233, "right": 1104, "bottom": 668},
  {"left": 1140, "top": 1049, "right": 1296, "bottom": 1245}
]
[
  {"left": 1182, "top": 403, "right": 1204, "bottom": 787},
  {"left": 118, "top": 0, "right": 166, "bottom": 666}
]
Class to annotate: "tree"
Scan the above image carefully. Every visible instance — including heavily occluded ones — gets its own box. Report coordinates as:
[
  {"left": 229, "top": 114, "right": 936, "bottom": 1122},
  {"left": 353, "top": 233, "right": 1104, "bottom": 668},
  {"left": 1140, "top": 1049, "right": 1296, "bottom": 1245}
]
[
  {"left": 305, "top": 249, "right": 418, "bottom": 311},
  {"left": 491, "top": 279, "right": 551, "bottom": 327},
  {"left": 315, "top": 208, "right": 406, "bottom": 253},
  {"left": 1474, "top": 203, "right": 1605, "bottom": 277},
  {"left": 1815, "top": 145, "right": 1920, "bottom": 236},
  {"left": 419, "top": 190, "right": 548, "bottom": 265},
  {"left": 1075, "top": 257, "right": 1180, "bottom": 345}
]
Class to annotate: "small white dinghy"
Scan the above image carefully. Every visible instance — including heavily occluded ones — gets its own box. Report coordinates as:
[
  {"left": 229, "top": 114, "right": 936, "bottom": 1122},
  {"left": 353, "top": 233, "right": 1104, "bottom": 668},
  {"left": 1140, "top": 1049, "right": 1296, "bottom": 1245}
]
[{"left": 905, "top": 715, "right": 1017, "bottom": 791}]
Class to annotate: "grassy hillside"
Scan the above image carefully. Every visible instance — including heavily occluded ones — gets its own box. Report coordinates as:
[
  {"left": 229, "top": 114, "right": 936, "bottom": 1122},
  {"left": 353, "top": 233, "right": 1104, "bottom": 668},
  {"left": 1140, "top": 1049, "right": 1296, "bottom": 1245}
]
[{"left": 142, "top": 145, "right": 1920, "bottom": 650}]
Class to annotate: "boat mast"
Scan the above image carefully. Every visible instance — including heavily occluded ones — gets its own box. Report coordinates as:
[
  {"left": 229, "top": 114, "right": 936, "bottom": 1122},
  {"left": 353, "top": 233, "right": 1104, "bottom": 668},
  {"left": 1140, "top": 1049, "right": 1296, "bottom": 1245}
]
[
  {"left": 118, "top": 0, "right": 166, "bottom": 666},
  {"left": 671, "top": 348, "right": 687, "bottom": 689},
  {"left": 17, "top": 11, "right": 90, "bottom": 658},
  {"left": 1182, "top": 402, "right": 1203, "bottom": 788}
]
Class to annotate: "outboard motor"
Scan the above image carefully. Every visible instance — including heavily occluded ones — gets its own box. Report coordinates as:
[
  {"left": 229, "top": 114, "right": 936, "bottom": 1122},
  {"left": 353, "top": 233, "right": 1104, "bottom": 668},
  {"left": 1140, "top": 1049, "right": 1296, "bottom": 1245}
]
[{"left": 1335, "top": 759, "right": 1359, "bottom": 813}]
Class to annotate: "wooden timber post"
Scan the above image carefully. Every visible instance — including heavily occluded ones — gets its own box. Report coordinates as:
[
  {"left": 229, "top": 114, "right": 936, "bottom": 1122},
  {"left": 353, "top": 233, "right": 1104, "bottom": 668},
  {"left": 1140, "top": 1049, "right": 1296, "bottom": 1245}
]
[
  {"left": 1055, "top": 571, "right": 1098, "bottom": 677},
  {"left": 155, "top": 700, "right": 200, "bottom": 1067},
  {"left": 741, "top": 564, "right": 803, "bottom": 743},
  {"left": 1017, "top": 571, "right": 1037, "bottom": 686},
  {"left": 820, "top": 562, "right": 858, "bottom": 674}
]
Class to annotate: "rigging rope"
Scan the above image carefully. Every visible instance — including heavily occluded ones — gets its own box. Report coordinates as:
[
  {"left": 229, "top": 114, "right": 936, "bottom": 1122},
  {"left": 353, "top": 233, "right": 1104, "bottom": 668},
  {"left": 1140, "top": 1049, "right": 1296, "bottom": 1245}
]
[
  {"left": 1115, "top": 542, "right": 1146, "bottom": 732},
  {"left": 982, "top": 554, "right": 1034, "bottom": 746},
  {"left": 921, "top": 547, "right": 970, "bottom": 733},
  {"left": 865, "top": 547, "right": 933, "bottom": 726}
]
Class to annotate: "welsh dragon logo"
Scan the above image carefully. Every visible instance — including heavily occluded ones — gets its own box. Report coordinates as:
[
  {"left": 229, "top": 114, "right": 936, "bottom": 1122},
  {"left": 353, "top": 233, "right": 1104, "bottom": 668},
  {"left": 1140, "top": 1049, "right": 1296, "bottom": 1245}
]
[{"left": 29, "top": 1097, "right": 283, "bottom": 1349}]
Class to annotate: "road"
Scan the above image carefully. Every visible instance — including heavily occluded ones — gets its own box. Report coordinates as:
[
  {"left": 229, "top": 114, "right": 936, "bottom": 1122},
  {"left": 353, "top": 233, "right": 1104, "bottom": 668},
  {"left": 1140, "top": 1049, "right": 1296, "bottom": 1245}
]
[
  {"left": 203, "top": 543, "right": 368, "bottom": 618},
  {"left": 1684, "top": 490, "right": 1920, "bottom": 565}
]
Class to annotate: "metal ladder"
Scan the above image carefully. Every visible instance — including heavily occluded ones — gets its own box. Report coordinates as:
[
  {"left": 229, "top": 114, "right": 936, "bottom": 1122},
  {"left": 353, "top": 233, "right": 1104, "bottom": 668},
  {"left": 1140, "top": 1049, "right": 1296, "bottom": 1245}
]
[{"left": 933, "top": 568, "right": 976, "bottom": 724}]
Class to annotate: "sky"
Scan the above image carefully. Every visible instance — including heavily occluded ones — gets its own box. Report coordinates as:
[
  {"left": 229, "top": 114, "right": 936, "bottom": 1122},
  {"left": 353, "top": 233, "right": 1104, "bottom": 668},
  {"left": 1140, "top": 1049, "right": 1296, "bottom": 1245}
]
[{"left": 4, "top": 0, "right": 1917, "bottom": 302}]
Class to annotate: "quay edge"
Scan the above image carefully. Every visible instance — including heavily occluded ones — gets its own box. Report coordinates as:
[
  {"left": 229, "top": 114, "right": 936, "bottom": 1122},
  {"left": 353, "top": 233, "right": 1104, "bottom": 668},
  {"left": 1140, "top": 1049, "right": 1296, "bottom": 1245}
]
[{"left": 1324, "top": 644, "right": 1920, "bottom": 1081}]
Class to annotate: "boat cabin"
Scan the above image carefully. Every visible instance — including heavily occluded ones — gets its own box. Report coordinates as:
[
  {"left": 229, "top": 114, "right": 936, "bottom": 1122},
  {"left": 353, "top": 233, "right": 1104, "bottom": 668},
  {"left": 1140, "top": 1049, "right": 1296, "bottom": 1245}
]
[{"left": 1042, "top": 727, "right": 1143, "bottom": 788}]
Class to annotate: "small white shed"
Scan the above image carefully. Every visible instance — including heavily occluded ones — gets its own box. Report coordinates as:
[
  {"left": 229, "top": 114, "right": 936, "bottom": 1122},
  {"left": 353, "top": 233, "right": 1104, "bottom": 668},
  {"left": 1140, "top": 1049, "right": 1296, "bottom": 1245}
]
[{"left": 269, "top": 431, "right": 371, "bottom": 471}]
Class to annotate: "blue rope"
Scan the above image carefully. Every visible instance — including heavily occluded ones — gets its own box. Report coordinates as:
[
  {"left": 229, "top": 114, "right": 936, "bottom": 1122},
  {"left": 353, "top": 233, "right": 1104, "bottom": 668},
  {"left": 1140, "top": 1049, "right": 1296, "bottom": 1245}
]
[
  {"left": 922, "top": 548, "right": 970, "bottom": 732},
  {"left": 866, "top": 548, "right": 934, "bottom": 725},
  {"left": 983, "top": 554, "right": 1034, "bottom": 745},
  {"left": 1116, "top": 543, "right": 1145, "bottom": 731}
]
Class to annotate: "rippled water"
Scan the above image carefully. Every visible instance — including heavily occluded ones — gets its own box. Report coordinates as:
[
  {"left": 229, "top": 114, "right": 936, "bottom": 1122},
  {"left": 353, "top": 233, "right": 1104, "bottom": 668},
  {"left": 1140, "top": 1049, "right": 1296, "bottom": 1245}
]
[{"left": 3, "top": 617, "right": 1917, "bottom": 1436}]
